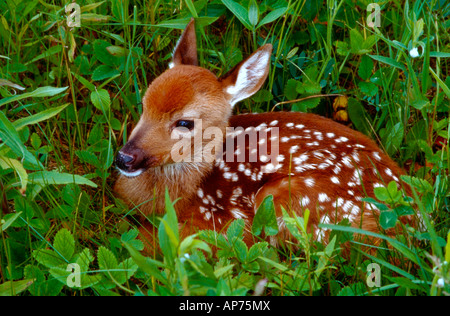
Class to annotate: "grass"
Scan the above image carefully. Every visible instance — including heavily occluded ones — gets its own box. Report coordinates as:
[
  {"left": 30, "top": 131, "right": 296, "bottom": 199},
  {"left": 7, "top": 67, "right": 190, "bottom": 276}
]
[{"left": 0, "top": 0, "right": 449, "bottom": 296}]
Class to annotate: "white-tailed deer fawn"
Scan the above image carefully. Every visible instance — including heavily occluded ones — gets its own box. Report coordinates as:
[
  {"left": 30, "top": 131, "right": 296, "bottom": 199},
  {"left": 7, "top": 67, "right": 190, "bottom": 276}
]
[{"left": 114, "top": 19, "right": 414, "bottom": 252}]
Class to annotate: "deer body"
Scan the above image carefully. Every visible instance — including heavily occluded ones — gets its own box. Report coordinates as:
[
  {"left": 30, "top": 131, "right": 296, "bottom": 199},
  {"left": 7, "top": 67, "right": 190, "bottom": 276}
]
[{"left": 114, "top": 20, "right": 411, "bottom": 250}]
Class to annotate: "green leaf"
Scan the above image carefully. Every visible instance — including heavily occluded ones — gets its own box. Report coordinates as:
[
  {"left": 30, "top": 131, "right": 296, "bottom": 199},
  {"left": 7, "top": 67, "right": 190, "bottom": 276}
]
[
  {"left": 248, "top": 0, "right": 259, "bottom": 28},
  {"left": 33, "top": 249, "right": 67, "bottom": 268},
  {"left": 13, "top": 103, "right": 70, "bottom": 131},
  {"left": 25, "top": 45, "right": 62, "bottom": 65},
  {"left": 257, "top": 7, "right": 287, "bottom": 29},
  {"left": 358, "top": 55, "right": 373, "bottom": 80},
  {"left": 358, "top": 81, "right": 378, "bottom": 96},
  {"left": 53, "top": 229, "right": 75, "bottom": 261},
  {"left": 284, "top": 79, "right": 299, "bottom": 100},
  {"left": 158, "top": 188, "right": 180, "bottom": 264},
  {"left": 0, "top": 211, "right": 22, "bottom": 232},
  {"left": 156, "top": 17, "right": 219, "bottom": 29},
  {"left": 369, "top": 55, "right": 406, "bottom": 72},
  {"left": 178, "top": 234, "right": 212, "bottom": 257},
  {"left": 0, "top": 279, "right": 35, "bottom": 296},
  {"left": 0, "top": 111, "right": 42, "bottom": 168},
  {"left": 429, "top": 67, "right": 450, "bottom": 99},
  {"left": 121, "top": 229, "right": 144, "bottom": 251},
  {"left": 227, "top": 218, "right": 245, "bottom": 241},
  {"left": 347, "top": 97, "right": 371, "bottom": 135},
  {"left": 0, "top": 156, "right": 28, "bottom": 193},
  {"left": 247, "top": 242, "right": 268, "bottom": 262},
  {"left": 252, "top": 195, "right": 278, "bottom": 236},
  {"left": 93, "top": 40, "right": 119, "bottom": 67},
  {"left": 232, "top": 237, "right": 248, "bottom": 263},
  {"left": 92, "top": 65, "right": 120, "bottom": 81},
  {"left": 123, "top": 240, "right": 167, "bottom": 284},
  {"left": 221, "top": 0, "right": 252, "bottom": 30},
  {"left": 90, "top": 88, "right": 111, "bottom": 112},
  {"left": 28, "top": 171, "right": 97, "bottom": 188},
  {"left": 350, "top": 29, "right": 372, "bottom": 54},
  {"left": 0, "top": 86, "right": 68, "bottom": 107},
  {"left": 374, "top": 186, "right": 389, "bottom": 202},
  {"left": 379, "top": 211, "right": 398, "bottom": 230},
  {"left": 383, "top": 122, "right": 404, "bottom": 156}
]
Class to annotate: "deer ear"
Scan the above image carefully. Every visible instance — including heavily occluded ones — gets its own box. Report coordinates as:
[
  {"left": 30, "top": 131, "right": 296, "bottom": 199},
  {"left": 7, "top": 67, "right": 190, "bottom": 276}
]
[
  {"left": 220, "top": 44, "right": 272, "bottom": 107},
  {"left": 170, "top": 18, "right": 198, "bottom": 68}
]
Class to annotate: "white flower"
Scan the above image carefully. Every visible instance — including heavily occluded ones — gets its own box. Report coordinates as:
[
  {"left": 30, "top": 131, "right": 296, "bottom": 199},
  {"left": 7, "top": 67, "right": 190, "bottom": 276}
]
[
  {"left": 437, "top": 278, "right": 445, "bottom": 288},
  {"left": 409, "top": 47, "right": 420, "bottom": 58}
]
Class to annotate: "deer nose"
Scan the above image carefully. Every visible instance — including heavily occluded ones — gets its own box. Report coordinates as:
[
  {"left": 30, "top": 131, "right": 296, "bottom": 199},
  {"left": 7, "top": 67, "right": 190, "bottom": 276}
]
[{"left": 115, "top": 151, "right": 136, "bottom": 171}]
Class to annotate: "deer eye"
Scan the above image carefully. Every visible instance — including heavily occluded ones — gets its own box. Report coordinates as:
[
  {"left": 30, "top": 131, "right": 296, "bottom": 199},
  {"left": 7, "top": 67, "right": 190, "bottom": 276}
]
[{"left": 175, "top": 120, "right": 195, "bottom": 130}]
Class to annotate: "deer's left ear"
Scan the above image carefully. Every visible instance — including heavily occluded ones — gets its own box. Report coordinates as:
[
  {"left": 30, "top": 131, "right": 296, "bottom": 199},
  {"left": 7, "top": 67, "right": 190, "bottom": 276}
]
[
  {"left": 170, "top": 18, "right": 198, "bottom": 68},
  {"left": 220, "top": 44, "right": 272, "bottom": 108}
]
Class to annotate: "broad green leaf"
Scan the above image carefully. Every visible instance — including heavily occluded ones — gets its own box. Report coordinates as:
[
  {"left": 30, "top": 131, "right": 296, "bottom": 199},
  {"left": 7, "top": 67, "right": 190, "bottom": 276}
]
[
  {"left": 257, "top": 7, "right": 287, "bottom": 29},
  {"left": 53, "top": 229, "right": 75, "bottom": 261},
  {"left": 123, "top": 240, "right": 167, "bottom": 284},
  {"left": 0, "top": 211, "right": 22, "bottom": 232},
  {"left": 90, "top": 88, "right": 111, "bottom": 112},
  {"left": 158, "top": 189, "right": 180, "bottom": 264},
  {"left": 0, "top": 279, "right": 35, "bottom": 296},
  {"left": 248, "top": 0, "right": 259, "bottom": 28},
  {"left": 374, "top": 186, "right": 389, "bottom": 202},
  {"left": 429, "top": 67, "right": 450, "bottom": 99},
  {"left": 221, "top": 0, "right": 252, "bottom": 30},
  {"left": 369, "top": 55, "right": 406, "bottom": 72},
  {"left": 347, "top": 97, "right": 371, "bottom": 135},
  {"left": 379, "top": 211, "right": 398, "bottom": 230},
  {"left": 232, "top": 237, "right": 248, "bottom": 263},
  {"left": 28, "top": 171, "right": 97, "bottom": 188},
  {"left": 71, "top": 71, "right": 96, "bottom": 91},
  {"left": 33, "top": 249, "right": 67, "bottom": 268},
  {"left": 0, "top": 111, "right": 42, "bottom": 168},
  {"left": 178, "top": 234, "right": 211, "bottom": 257},
  {"left": 93, "top": 40, "right": 119, "bottom": 67},
  {"left": 92, "top": 65, "right": 120, "bottom": 81},
  {"left": 184, "top": 0, "right": 198, "bottom": 18},
  {"left": 252, "top": 195, "right": 278, "bottom": 236},
  {"left": 0, "top": 86, "right": 68, "bottom": 107},
  {"left": 0, "top": 156, "right": 28, "bottom": 193},
  {"left": 284, "top": 79, "right": 299, "bottom": 100},
  {"left": 358, "top": 81, "right": 378, "bottom": 96},
  {"left": 97, "top": 246, "right": 119, "bottom": 279},
  {"left": 156, "top": 17, "right": 219, "bottom": 29},
  {"left": 227, "top": 218, "right": 245, "bottom": 241},
  {"left": 25, "top": 45, "right": 62, "bottom": 65},
  {"left": 13, "top": 103, "right": 70, "bottom": 131},
  {"left": 358, "top": 55, "right": 373, "bottom": 80}
]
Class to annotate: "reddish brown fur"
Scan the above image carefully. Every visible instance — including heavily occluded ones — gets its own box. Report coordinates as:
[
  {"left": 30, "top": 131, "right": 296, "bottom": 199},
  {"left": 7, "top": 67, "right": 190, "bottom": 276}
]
[{"left": 114, "top": 20, "right": 416, "bottom": 255}]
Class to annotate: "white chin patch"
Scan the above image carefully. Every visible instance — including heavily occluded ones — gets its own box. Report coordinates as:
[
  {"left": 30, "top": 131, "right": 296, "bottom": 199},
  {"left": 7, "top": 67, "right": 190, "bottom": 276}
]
[{"left": 118, "top": 168, "right": 144, "bottom": 178}]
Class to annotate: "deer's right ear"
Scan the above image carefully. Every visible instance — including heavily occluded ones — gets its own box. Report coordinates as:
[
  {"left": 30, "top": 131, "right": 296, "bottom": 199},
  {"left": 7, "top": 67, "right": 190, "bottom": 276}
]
[{"left": 170, "top": 18, "right": 198, "bottom": 68}]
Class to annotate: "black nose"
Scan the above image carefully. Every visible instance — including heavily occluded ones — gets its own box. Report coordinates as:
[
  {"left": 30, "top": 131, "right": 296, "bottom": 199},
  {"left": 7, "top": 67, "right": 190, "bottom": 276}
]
[{"left": 115, "top": 151, "right": 135, "bottom": 171}]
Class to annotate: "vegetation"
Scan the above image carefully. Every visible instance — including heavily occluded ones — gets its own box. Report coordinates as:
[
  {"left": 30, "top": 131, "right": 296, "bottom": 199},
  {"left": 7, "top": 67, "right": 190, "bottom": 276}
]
[{"left": 0, "top": 0, "right": 449, "bottom": 296}]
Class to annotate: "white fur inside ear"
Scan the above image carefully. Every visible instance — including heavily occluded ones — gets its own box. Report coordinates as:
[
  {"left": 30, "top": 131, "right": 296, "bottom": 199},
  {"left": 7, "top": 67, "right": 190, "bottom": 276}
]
[{"left": 226, "top": 50, "right": 270, "bottom": 107}]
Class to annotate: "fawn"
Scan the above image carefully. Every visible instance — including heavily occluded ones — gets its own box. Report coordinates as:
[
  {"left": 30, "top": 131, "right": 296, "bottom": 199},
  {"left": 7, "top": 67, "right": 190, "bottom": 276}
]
[{"left": 114, "top": 19, "right": 414, "bottom": 252}]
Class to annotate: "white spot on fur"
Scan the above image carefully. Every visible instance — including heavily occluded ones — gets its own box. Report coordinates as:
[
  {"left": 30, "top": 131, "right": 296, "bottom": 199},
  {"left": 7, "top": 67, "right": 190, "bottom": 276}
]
[
  {"left": 318, "top": 193, "right": 330, "bottom": 202},
  {"left": 331, "top": 176, "right": 340, "bottom": 184},
  {"left": 304, "top": 178, "right": 315, "bottom": 187}
]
